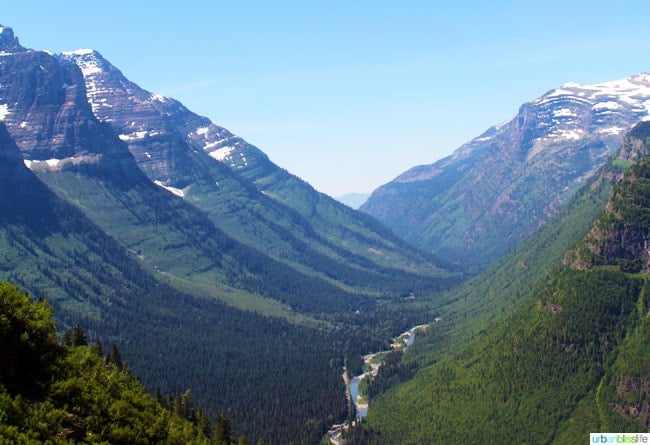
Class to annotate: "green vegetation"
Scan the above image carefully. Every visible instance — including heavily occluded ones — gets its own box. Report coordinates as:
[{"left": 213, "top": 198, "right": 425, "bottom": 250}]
[
  {"left": 404, "top": 161, "right": 615, "bottom": 368},
  {"left": 236, "top": 158, "right": 438, "bottom": 273},
  {"left": 367, "top": 269, "right": 645, "bottom": 443},
  {"left": 363, "top": 136, "right": 650, "bottom": 443},
  {"left": 0, "top": 282, "right": 210, "bottom": 444},
  {"left": 0, "top": 151, "right": 379, "bottom": 443}
]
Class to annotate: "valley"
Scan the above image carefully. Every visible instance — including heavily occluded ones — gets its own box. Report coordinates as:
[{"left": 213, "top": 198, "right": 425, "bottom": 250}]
[{"left": 1, "top": 21, "right": 650, "bottom": 444}]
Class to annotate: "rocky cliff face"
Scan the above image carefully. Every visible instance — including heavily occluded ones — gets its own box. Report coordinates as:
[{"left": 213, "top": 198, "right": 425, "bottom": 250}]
[
  {"left": 614, "top": 377, "right": 650, "bottom": 428},
  {"left": 59, "top": 49, "right": 242, "bottom": 190},
  {"left": 567, "top": 122, "right": 650, "bottom": 273},
  {"left": 0, "top": 28, "right": 131, "bottom": 170},
  {"left": 361, "top": 74, "right": 650, "bottom": 269},
  {"left": 0, "top": 25, "right": 23, "bottom": 53}
]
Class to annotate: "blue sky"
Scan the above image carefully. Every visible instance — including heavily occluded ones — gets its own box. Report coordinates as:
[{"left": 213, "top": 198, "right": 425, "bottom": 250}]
[{"left": 3, "top": 1, "right": 650, "bottom": 196}]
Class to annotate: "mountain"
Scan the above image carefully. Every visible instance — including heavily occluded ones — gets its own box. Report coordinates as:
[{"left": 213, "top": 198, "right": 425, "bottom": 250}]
[
  {"left": 335, "top": 192, "right": 370, "bottom": 209},
  {"left": 58, "top": 48, "right": 450, "bottom": 289},
  {"left": 360, "top": 123, "right": 650, "bottom": 443},
  {"left": 0, "top": 24, "right": 461, "bottom": 312},
  {"left": 0, "top": 114, "right": 358, "bottom": 442},
  {"left": 0, "top": 24, "right": 458, "bottom": 442},
  {"left": 361, "top": 74, "right": 650, "bottom": 269}
]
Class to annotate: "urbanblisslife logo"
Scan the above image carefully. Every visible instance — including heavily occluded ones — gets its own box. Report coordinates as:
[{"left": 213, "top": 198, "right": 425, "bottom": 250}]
[{"left": 590, "top": 433, "right": 650, "bottom": 443}]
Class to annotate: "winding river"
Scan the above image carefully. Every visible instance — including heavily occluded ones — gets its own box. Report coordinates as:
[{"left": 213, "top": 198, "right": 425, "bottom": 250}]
[
  {"left": 349, "top": 325, "right": 423, "bottom": 419},
  {"left": 327, "top": 324, "right": 430, "bottom": 443}
]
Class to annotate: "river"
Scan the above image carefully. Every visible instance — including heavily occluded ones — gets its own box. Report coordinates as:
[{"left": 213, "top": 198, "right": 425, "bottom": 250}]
[
  {"left": 327, "top": 323, "right": 429, "bottom": 443},
  {"left": 349, "top": 324, "right": 425, "bottom": 420}
]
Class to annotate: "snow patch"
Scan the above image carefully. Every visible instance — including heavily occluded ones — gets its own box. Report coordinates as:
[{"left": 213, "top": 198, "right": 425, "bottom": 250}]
[
  {"left": 546, "top": 88, "right": 576, "bottom": 98},
  {"left": 473, "top": 135, "right": 493, "bottom": 142},
  {"left": 598, "top": 126, "right": 625, "bottom": 135},
  {"left": 643, "top": 100, "right": 650, "bottom": 118},
  {"left": 195, "top": 126, "right": 210, "bottom": 136},
  {"left": 62, "top": 48, "right": 95, "bottom": 56},
  {"left": 203, "top": 139, "right": 230, "bottom": 151},
  {"left": 23, "top": 158, "right": 70, "bottom": 169},
  {"left": 555, "top": 129, "right": 584, "bottom": 140},
  {"left": 150, "top": 93, "right": 167, "bottom": 102},
  {"left": 63, "top": 50, "right": 103, "bottom": 77},
  {"left": 119, "top": 131, "right": 148, "bottom": 141},
  {"left": 592, "top": 101, "right": 623, "bottom": 111},
  {"left": 553, "top": 108, "right": 577, "bottom": 118},
  {"left": 153, "top": 180, "right": 185, "bottom": 198},
  {"left": 0, "top": 103, "right": 9, "bottom": 120},
  {"left": 209, "top": 146, "right": 236, "bottom": 161}
]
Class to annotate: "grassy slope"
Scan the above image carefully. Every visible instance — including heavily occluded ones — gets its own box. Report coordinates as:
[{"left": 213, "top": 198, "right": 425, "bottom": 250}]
[{"left": 31, "top": 161, "right": 375, "bottom": 317}]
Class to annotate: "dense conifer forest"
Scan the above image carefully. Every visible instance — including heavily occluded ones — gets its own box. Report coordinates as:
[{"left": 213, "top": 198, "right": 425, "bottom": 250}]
[
  {"left": 0, "top": 282, "right": 212, "bottom": 443},
  {"left": 359, "top": 131, "right": 650, "bottom": 443}
]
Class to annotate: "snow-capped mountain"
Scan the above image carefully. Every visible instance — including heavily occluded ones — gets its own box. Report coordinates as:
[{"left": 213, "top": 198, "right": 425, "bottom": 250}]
[
  {"left": 361, "top": 73, "right": 650, "bottom": 269},
  {"left": 59, "top": 49, "right": 272, "bottom": 183},
  {"left": 0, "top": 22, "right": 451, "bottom": 290},
  {"left": 57, "top": 47, "right": 448, "bottom": 277},
  {"left": 0, "top": 28, "right": 135, "bottom": 169}
]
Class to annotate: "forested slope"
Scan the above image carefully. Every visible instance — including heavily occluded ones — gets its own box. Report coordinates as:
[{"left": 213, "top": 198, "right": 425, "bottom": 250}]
[
  {"left": 0, "top": 123, "right": 380, "bottom": 443},
  {"left": 362, "top": 124, "right": 650, "bottom": 443},
  {"left": 0, "top": 282, "right": 212, "bottom": 444}
]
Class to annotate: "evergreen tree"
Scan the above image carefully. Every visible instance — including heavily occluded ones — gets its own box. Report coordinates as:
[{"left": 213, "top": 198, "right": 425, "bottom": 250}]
[
  {"left": 198, "top": 408, "right": 213, "bottom": 438},
  {"left": 91, "top": 338, "right": 103, "bottom": 356},
  {"left": 71, "top": 324, "right": 87, "bottom": 346},
  {"left": 215, "top": 411, "right": 232, "bottom": 444},
  {"left": 107, "top": 342, "right": 123, "bottom": 369}
]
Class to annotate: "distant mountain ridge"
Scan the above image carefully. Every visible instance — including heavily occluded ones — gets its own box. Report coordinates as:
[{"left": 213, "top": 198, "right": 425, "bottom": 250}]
[
  {"left": 335, "top": 192, "right": 370, "bottom": 209},
  {"left": 361, "top": 73, "right": 650, "bottom": 269}
]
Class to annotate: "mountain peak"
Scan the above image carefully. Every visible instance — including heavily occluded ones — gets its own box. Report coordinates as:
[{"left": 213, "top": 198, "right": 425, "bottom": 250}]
[
  {"left": 362, "top": 71, "right": 650, "bottom": 268},
  {"left": 60, "top": 49, "right": 105, "bottom": 77},
  {"left": 61, "top": 48, "right": 97, "bottom": 56},
  {"left": 629, "top": 72, "right": 650, "bottom": 85},
  {"left": 0, "top": 25, "right": 24, "bottom": 53}
]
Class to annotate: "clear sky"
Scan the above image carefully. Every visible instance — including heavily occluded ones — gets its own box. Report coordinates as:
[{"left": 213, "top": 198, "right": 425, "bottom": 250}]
[{"left": 3, "top": 1, "right": 650, "bottom": 196}]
